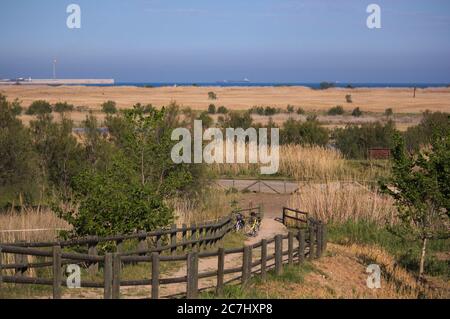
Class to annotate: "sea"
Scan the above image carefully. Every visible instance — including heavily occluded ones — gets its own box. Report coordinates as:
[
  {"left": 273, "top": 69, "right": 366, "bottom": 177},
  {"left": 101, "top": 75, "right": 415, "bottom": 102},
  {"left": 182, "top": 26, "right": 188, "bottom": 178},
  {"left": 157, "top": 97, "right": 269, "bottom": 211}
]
[{"left": 85, "top": 82, "right": 449, "bottom": 89}]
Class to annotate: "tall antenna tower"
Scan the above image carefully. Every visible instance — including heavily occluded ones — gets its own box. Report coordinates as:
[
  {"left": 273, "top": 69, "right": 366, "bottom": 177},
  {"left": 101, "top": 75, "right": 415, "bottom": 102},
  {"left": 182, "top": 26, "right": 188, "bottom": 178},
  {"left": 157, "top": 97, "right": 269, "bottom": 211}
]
[{"left": 53, "top": 59, "right": 57, "bottom": 79}]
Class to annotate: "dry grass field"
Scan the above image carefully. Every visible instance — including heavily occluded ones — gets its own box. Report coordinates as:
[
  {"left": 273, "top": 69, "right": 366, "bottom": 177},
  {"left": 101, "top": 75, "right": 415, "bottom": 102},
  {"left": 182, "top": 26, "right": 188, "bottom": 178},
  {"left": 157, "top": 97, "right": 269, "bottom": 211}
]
[{"left": 2, "top": 85, "right": 449, "bottom": 114}]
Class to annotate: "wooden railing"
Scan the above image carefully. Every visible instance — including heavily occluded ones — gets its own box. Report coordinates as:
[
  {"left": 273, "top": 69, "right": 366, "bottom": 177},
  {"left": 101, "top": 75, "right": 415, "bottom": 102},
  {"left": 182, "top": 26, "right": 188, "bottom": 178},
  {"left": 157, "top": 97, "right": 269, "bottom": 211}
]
[{"left": 0, "top": 207, "right": 326, "bottom": 299}]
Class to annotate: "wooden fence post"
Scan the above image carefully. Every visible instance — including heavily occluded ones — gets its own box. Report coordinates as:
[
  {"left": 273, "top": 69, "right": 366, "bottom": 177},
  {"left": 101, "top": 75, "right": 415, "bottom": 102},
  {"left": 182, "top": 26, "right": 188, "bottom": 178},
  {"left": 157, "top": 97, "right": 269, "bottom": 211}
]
[
  {"left": 216, "top": 248, "right": 225, "bottom": 296},
  {"left": 0, "top": 247, "right": 3, "bottom": 289},
  {"left": 187, "top": 252, "right": 199, "bottom": 299},
  {"left": 112, "top": 253, "right": 121, "bottom": 299},
  {"left": 151, "top": 253, "right": 159, "bottom": 299},
  {"left": 308, "top": 225, "right": 316, "bottom": 261},
  {"left": 14, "top": 241, "right": 27, "bottom": 276},
  {"left": 242, "top": 246, "right": 251, "bottom": 287},
  {"left": 137, "top": 231, "right": 148, "bottom": 256},
  {"left": 88, "top": 236, "right": 98, "bottom": 275},
  {"left": 316, "top": 223, "right": 323, "bottom": 259},
  {"left": 297, "top": 230, "right": 306, "bottom": 265},
  {"left": 170, "top": 224, "right": 177, "bottom": 255},
  {"left": 104, "top": 253, "right": 113, "bottom": 299},
  {"left": 182, "top": 224, "right": 187, "bottom": 251},
  {"left": 288, "top": 232, "right": 294, "bottom": 265},
  {"left": 322, "top": 224, "right": 327, "bottom": 253},
  {"left": 275, "top": 235, "right": 283, "bottom": 275},
  {"left": 191, "top": 224, "right": 197, "bottom": 250},
  {"left": 261, "top": 239, "right": 267, "bottom": 280},
  {"left": 52, "top": 245, "right": 62, "bottom": 299}
]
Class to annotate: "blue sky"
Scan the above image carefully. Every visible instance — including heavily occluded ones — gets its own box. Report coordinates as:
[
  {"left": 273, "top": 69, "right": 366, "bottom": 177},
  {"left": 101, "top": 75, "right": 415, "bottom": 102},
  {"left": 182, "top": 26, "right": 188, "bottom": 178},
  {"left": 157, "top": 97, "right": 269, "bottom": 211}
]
[{"left": 0, "top": 0, "right": 449, "bottom": 82}]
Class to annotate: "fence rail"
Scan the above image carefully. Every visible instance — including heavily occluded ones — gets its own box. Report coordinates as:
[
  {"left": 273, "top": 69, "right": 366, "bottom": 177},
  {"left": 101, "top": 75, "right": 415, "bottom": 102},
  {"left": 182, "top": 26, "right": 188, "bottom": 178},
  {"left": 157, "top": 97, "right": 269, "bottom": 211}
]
[{"left": 0, "top": 207, "right": 325, "bottom": 299}]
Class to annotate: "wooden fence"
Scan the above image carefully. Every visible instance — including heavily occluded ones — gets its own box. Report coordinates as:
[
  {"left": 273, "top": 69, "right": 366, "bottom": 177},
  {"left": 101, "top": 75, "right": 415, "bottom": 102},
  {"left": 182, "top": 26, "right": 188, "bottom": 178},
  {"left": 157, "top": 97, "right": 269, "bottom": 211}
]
[{"left": 0, "top": 207, "right": 326, "bottom": 299}]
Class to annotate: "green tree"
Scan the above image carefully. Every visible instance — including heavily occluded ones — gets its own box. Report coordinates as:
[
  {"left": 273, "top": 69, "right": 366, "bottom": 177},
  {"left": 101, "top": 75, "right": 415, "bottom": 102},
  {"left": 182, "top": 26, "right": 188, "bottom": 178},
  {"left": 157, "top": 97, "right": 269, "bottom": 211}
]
[
  {"left": 101, "top": 100, "right": 118, "bottom": 114},
  {"left": 0, "top": 94, "right": 39, "bottom": 206},
  {"left": 380, "top": 132, "right": 450, "bottom": 281},
  {"left": 56, "top": 155, "right": 173, "bottom": 237},
  {"left": 26, "top": 100, "right": 52, "bottom": 115},
  {"left": 217, "top": 106, "right": 228, "bottom": 114},
  {"left": 30, "top": 114, "right": 83, "bottom": 197}
]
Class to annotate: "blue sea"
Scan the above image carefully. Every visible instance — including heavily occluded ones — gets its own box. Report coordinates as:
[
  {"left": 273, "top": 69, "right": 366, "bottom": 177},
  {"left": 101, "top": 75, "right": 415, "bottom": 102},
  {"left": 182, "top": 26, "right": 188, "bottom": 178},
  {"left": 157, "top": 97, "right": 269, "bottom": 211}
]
[{"left": 87, "top": 82, "right": 449, "bottom": 89}]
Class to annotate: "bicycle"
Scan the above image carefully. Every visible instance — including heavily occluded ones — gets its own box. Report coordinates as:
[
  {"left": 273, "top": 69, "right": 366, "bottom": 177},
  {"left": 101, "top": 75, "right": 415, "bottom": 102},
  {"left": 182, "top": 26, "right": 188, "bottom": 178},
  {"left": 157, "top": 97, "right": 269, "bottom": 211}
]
[
  {"left": 247, "top": 212, "right": 262, "bottom": 237},
  {"left": 234, "top": 213, "right": 245, "bottom": 231}
]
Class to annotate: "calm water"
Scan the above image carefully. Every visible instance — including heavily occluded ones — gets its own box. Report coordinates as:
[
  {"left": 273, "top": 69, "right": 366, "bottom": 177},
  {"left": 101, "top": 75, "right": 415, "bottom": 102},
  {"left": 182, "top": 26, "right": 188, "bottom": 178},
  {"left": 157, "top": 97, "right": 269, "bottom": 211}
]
[{"left": 87, "top": 82, "right": 449, "bottom": 88}]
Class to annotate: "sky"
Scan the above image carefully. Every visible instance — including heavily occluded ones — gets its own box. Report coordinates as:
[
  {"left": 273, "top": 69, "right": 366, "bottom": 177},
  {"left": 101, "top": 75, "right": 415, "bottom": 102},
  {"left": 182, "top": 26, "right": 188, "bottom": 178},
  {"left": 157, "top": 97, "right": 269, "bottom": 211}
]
[{"left": 0, "top": 0, "right": 449, "bottom": 83}]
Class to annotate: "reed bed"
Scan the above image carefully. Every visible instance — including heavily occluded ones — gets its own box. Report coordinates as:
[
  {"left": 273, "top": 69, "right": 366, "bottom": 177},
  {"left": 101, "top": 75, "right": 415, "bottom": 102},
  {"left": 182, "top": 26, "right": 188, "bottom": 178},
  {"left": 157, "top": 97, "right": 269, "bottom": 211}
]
[
  {"left": 0, "top": 207, "right": 70, "bottom": 244},
  {"left": 288, "top": 181, "right": 396, "bottom": 225},
  {"left": 170, "top": 189, "right": 241, "bottom": 226}
]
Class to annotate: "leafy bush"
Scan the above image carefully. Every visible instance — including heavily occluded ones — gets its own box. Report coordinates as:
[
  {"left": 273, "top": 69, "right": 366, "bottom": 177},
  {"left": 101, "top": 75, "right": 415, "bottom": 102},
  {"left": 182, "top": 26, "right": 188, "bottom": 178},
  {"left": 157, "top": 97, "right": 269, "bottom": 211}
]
[
  {"left": 296, "top": 107, "right": 305, "bottom": 115},
  {"left": 333, "top": 121, "right": 397, "bottom": 159},
  {"left": 53, "top": 102, "right": 74, "bottom": 113},
  {"left": 101, "top": 100, "right": 118, "bottom": 114},
  {"left": 208, "top": 91, "right": 217, "bottom": 100},
  {"left": 208, "top": 104, "right": 216, "bottom": 114},
  {"left": 327, "top": 105, "right": 345, "bottom": 116},
  {"left": 287, "top": 105, "right": 295, "bottom": 113},
  {"left": 351, "top": 107, "right": 362, "bottom": 117},
  {"left": 198, "top": 111, "right": 213, "bottom": 127},
  {"left": 57, "top": 155, "right": 173, "bottom": 237},
  {"left": 26, "top": 100, "right": 52, "bottom": 115},
  {"left": 404, "top": 111, "right": 450, "bottom": 152},
  {"left": 384, "top": 108, "right": 393, "bottom": 117},
  {"left": 11, "top": 99, "right": 23, "bottom": 115},
  {"left": 264, "top": 106, "right": 279, "bottom": 116},
  {"left": 281, "top": 118, "right": 329, "bottom": 146},
  {"left": 217, "top": 106, "right": 228, "bottom": 114},
  {"left": 219, "top": 111, "right": 253, "bottom": 130},
  {"left": 133, "top": 103, "right": 154, "bottom": 114}
]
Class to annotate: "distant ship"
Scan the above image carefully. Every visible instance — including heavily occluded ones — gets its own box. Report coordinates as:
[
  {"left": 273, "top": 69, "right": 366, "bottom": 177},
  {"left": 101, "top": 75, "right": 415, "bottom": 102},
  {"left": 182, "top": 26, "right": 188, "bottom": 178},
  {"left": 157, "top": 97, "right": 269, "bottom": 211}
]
[{"left": 216, "top": 78, "right": 250, "bottom": 84}]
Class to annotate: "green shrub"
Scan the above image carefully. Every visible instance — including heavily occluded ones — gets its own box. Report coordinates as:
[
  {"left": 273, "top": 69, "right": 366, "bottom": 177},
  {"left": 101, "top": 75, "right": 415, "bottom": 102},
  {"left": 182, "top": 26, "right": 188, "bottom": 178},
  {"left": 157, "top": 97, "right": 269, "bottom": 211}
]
[
  {"left": 56, "top": 155, "right": 173, "bottom": 238},
  {"left": 351, "top": 107, "right": 362, "bottom": 117},
  {"left": 287, "top": 105, "right": 295, "bottom": 113},
  {"left": 296, "top": 107, "right": 305, "bottom": 115},
  {"left": 217, "top": 106, "right": 228, "bottom": 114},
  {"left": 327, "top": 105, "right": 345, "bottom": 116},
  {"left": 101, "top": 100, "right": 117, "bottom": 114},
  {"left": 333, "top": 121, "right": 397, "bottom": 159},
  {"left": 404, "top": 111, "right": 450, "bottom": 152},
  {"left": 384, "top": 108, "right": 393, "bottom": 117},
  {"left": 26, "top": 100, "right": 52, "bottom": 115},
  {"left": 281, "top": 118, "right": 329, "bottom": 146},
  {"left": 198, "top": 111, "right": 213, "bottom": 127},
  {"left": 8, "top": 99, "right": 23, "bottom": 116},
  {"left": 208, "top": 104, "right": 216, "bottom": 114},
  {"left": 53, "top": 102, "right": 74, "bottom": 113},
  {"left": 208, "top": 91, "right": 217, "bottom": 100}
]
